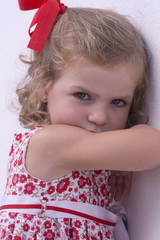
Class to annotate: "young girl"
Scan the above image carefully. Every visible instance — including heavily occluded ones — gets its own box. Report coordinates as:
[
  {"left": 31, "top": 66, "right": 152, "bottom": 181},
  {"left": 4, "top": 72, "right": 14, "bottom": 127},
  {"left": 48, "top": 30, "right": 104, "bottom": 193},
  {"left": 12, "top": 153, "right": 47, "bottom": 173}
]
[{"left": 0, "top": 0, "right": 160, "bottom": 239}]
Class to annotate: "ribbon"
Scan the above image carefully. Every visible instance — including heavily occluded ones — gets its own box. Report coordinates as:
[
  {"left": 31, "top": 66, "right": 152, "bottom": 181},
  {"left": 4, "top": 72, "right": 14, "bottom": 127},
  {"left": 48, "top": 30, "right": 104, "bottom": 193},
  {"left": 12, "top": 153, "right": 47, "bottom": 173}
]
[{"left": 18, "top": 0, "right": 66, "bottom": 52}]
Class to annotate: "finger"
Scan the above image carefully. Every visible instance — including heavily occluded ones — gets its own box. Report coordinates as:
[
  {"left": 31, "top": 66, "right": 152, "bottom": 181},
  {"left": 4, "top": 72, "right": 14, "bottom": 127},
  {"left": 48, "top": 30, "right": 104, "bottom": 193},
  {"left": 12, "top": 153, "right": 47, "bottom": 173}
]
[
  {"left": 122, "top": 173, "right": 132, "bottom": 197},
  {"left": 114, "top": 176, "right": 124, "bottom": 202},
  {"left": 111, "top": 174, "right": 116, "bottom": 201}
]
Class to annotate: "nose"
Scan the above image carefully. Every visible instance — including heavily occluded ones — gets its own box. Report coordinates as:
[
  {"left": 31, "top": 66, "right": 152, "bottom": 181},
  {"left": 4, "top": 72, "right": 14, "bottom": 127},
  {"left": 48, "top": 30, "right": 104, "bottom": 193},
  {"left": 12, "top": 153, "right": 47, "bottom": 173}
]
[{"left": 88, "top": 106, "right": 108, "bottom": 127}]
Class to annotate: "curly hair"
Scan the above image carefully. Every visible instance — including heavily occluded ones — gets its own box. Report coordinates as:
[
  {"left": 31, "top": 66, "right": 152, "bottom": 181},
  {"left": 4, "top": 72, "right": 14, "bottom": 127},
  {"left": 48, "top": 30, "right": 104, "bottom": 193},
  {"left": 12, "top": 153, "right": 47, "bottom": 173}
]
[{"left": 16, "top": 8, "right": 149, "bottom": 129}]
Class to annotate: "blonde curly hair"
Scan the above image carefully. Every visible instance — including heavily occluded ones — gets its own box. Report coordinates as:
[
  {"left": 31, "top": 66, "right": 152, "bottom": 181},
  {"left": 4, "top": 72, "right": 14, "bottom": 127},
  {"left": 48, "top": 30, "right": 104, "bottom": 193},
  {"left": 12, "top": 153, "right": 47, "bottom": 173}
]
[{"left": 16, "top": 8, "right": 149, "bottom": 129}]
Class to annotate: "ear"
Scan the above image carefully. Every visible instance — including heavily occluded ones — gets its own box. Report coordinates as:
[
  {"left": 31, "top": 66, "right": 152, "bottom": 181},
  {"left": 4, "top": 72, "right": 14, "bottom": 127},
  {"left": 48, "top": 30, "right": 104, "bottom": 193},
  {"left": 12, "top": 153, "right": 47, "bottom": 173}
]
[
  {"left": 38, "top": 87, "right": 48, "bottom": 103},
  {"left": 34, "top": 67, "right": 49, "bottom": 103}
]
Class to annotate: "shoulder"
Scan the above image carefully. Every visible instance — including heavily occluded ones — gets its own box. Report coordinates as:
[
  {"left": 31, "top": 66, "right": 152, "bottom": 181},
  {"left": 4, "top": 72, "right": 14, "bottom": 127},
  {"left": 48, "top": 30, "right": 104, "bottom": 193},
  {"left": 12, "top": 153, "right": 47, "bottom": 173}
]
[
  {"left": 29, "top": 124, "right": 88, "bottom": 153},
  {"left": 25, "top": 125, "right": 88, "bottom": 181}
]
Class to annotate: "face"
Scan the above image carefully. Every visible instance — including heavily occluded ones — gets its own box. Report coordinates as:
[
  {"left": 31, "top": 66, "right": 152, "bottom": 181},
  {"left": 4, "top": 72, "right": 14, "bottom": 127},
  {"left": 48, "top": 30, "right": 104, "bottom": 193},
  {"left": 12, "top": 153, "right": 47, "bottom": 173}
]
[{"left": 45, "top": 63, "right": 137, "bottom": 132}]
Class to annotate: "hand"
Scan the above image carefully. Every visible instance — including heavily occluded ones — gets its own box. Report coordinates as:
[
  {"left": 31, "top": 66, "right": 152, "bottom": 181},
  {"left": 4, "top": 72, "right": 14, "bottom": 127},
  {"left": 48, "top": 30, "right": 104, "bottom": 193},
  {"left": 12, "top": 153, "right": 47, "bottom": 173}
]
[{"left": 111, "top": 171, "right": 132, "bottom": 202}]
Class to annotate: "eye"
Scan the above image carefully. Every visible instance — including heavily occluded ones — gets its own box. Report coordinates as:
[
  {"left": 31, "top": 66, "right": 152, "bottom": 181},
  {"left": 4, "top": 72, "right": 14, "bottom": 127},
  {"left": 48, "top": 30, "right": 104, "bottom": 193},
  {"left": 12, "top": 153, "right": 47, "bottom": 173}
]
[
  {"left": 74, "top": 92, "right": 90, "bottom": 100},
  {"left": 111, "top": 99, "right": 126, "bottom": 107}
]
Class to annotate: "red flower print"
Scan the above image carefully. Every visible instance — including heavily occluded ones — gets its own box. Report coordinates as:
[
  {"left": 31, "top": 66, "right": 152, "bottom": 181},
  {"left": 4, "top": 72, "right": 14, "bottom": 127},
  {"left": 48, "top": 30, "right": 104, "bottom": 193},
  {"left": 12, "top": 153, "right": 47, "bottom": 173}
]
[
  {"left": 12, "top": 191, "right": 17, "bottom": 195},
  {"left": 8, "top": 223, "right": 15, "bottom": 233},
  {"left": 92, "top": 175, "right": 96, "bottom": 184},
  {"left": 18, "top": 186, "right": 23, "bottom": 192},
  {"left": 79, "top": 193, "right": 87, "bottom": 203},
  {"left": 9, "top": 212, "right": 18, "bottom": 219},
  {"left": 33, "top": 234, "right": 37, "bottom": 240},
  {"left": 94, "top": 170, "right": 102, "bottom": 175},
  {"left": 56, "top": 178, "right": 70, "bottom": 193},
  {"left": 86, "top": 177, "right": 91, "bottom": 186},
  {"left": 68, "top": 187, "right": 72, "bottom": 192},
  {"left": 24, "top": 182, "right": 35, "bottom": 194},
  {"left": 78, "top": 176, "right": 86, "bottom": 188},
  {"left": 9, "top": 144, "right": 14, "bottom": 156},
  {"left": 105, "top": 230, "right": 111, "bottom": 238},
  {"left": 72, "top": 171, "right": 80, "bottom": 179},
  {"left": 74, "top": 220, "right": 82, "bottom": 228},
  {"left": 100, "top": 199, "right": 105, "bottom": 207},
  {"left": 44, "top": 220, "right": 51, "bottom": 229},
  {"left": 70, "top": 198, "right": 77, "bottom": 202},
  {"left": 20, "top": 174, "right": 27, "bottom": 183},
  {"left": 72, "top": 227, "right": 80, "bottom": 239},
  {"left": 47, "top": 182, "right": 52, "bottom": 186},
  {"left": 91, "top": 237, "right": 98, "bottom": 240},
  {"left": 39, "top": 181, "right": 46, "bottom": 188},
  {"left": 37, "top": 220, "right": 42, "bottom": 225},
  {"left": 12, "top": 174, "right": 19, "bottom": 186},
  {"left": 14, "top": 160, "right": 17, "bottom": 167},
  {"left": 15, "top": 133, "right": 22, "bottom": 141},
  {"left": 64, "top": 218, "right": 69, "bottom": 225},
  {"left": 4, "top": 218, "right": 9, "bottom": 224},
  {"left": 31, "top": 226, "right": 35, "bottom": 231},
  {"left": 13, "top": 237, "right": 21, "bottom": 240},
  {"left": 69, "top": 228, "right": 73, "bottom": 238},
  {"left": 18, "top": 156, "right": 22, "bottom": 166},
  {"left": 36, "top": 226, "right": 40, "bottom": 233},
  {"left": 42, "top": 197, "right": 49, "bottom": 202},
  {"left": 91, "top": 224, "right": 96, "bottom": 231},
  {"left": 59, "top": 223, "right": 62, "bottom": 228},
  {"left": 98, "top": 176, "right": 104, "bottom": 183},
  {"left": 23, "top": 214, "right": 34, "bottom": 221},
  {"left": 47, "top": 186, "right": 55, "bottom": 194},
  {"left": 93, "top": 186, "right": 97, "bottom": 195},
  {"left": 56, "top": 232, "right": 60, "bottom": 238},
  {"left": 65, "top": 227, "right": 69, "bottom": 236},
  {"left": 83, "top": 234, "right": 88, "bottom": 238},
  {"left": 98, "top": 231, "right": 103, "bottom": 238},
  {"left": 23, "top": 223, "right": 30, "bottom": 232},
  {"left": 7, "top": 236, "right": 12, "bottom": 240},
  {"left": 108, "top": 175, "right": 111, "bottom": 185},
  {"left": 100, "top": 184, "right": 107, "bottom": 197},
  {"left": 44, "top": 229, "right": 55, "bottom": 239},
  {"left": 1, "top": 229, "right": 6, "bottom": 238},
  {"left": 74, "top": 187, "right": 78, "bottom": 193}
]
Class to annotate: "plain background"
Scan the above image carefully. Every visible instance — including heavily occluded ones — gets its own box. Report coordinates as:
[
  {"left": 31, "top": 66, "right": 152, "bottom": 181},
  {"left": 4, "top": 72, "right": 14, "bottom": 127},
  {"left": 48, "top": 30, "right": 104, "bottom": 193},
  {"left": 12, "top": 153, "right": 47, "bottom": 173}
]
[{"left": 0, "top": 1, "right": 160, "bottom": 239}]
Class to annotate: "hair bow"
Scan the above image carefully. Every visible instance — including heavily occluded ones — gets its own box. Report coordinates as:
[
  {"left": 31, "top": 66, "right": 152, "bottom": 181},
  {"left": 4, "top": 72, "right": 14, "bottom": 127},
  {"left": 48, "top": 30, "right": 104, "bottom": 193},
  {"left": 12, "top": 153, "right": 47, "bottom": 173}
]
[{"left": 18, "top": 0, "right": 66, "bottom": 52}]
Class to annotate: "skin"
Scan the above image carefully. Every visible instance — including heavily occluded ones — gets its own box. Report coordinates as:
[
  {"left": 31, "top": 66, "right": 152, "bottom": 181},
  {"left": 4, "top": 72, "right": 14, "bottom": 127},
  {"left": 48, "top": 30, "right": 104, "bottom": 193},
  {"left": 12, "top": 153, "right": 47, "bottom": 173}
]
[
  {"left": 46, "top": 64, "right": 135, "bottom": 132},
  {"left": 26, "top": 62, "right": 160, "bottom": 193},
  {"left": 45, "top": 63, "right": 134, "bottom": 201}
]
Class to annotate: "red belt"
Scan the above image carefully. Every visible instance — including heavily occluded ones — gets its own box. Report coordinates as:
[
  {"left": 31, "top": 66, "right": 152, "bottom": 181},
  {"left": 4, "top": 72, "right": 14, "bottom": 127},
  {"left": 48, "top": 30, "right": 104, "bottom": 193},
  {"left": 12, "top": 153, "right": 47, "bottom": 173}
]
[{"left": 0, "top": 195, "right": 117, "bottom": 228}]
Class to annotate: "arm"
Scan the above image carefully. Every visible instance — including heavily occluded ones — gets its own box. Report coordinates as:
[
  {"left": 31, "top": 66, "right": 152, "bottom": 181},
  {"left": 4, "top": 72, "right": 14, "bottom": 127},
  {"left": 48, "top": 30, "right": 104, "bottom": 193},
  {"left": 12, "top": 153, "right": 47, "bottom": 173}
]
[
  {"left": 111, "top": 171, "right": 132, "bottom": 202},
  {"left": 26, "top": 124, "right": 160, "bottom": 181}
]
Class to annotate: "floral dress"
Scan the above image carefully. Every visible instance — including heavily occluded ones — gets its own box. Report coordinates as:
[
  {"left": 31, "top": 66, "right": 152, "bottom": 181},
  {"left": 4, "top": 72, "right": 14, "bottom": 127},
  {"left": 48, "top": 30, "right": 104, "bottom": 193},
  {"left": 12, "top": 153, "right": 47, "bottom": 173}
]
[{"left": 0, "top": 127, "right": 113, "bottom": 240}]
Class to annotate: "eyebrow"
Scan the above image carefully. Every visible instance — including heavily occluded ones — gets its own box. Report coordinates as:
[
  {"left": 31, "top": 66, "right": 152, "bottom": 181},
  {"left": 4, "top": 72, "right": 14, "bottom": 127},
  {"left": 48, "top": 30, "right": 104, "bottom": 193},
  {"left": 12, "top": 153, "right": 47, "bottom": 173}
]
[
  {"left": 71, "top": 85, "right": 99, "bottom": 98},
  {"left": 70, "top": 85, "right": 133, "bottom": 100}
]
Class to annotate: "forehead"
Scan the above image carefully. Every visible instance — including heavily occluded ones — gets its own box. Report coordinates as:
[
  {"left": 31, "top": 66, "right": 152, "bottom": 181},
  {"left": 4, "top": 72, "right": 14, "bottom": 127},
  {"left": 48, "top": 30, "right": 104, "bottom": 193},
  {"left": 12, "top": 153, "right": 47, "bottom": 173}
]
[{"left": 56, "top": 62, "right": 137, "bottom": 97}]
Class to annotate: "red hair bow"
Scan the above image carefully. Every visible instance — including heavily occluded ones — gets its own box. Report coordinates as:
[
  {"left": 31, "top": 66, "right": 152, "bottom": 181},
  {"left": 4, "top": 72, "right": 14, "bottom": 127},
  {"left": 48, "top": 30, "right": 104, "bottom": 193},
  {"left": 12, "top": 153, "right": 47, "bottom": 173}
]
[{"left": 18, "top": 0, "right": 66, "bottom": 52}]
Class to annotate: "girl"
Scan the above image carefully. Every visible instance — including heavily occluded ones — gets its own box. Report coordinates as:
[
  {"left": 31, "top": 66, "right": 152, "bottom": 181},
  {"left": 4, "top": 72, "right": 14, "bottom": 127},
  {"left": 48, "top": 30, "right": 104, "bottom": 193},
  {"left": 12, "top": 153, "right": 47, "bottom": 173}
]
[{"left": 0, "top": 0, "right": 160, "bottom": 239}]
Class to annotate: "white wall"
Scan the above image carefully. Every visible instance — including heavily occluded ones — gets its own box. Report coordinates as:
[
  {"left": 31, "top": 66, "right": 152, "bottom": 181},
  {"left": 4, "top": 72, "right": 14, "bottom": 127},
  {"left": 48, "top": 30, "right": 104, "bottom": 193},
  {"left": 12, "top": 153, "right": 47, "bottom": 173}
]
[{"left": 0, "top": 1, "right": 160, "bottom": 239}]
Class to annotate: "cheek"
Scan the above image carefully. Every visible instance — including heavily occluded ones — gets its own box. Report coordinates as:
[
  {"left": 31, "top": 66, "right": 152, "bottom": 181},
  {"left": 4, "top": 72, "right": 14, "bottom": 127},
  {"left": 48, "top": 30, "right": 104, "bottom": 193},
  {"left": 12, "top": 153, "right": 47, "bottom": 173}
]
[
  {"left": 119, "top": 111, "right": 131, "bottom": 128},
  {"left": 51, "top": 106, "right": 85, "bottom": 125},
  {"left": 65, "top": 107, "right": 86, "bottom": 124},
  {"left": 111, "top": 110, "right": 130, "bottom": 130}
]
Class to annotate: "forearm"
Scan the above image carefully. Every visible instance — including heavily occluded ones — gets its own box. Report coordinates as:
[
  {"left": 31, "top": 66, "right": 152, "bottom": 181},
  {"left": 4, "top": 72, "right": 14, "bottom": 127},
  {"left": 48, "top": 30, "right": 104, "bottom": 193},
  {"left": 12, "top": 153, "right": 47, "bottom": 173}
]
[
  {"left": 28, "top": 124, "right": 160, "bottom": 181},
  {"left": 66, "top": 124, "right": 160, "bottom": 172}
]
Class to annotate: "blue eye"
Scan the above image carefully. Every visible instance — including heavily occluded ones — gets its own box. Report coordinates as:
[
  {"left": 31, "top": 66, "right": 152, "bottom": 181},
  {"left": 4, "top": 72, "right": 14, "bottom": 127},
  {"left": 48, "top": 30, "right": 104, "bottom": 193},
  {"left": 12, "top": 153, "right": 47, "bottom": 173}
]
[
  {"left": 75, "top": 92, "right": 90, "bottom": 100},
  {"left": 112, "top": 99, "right": 125, "bottom": 106}
]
